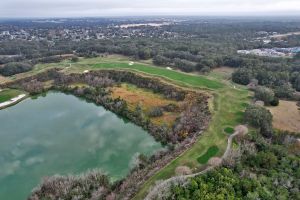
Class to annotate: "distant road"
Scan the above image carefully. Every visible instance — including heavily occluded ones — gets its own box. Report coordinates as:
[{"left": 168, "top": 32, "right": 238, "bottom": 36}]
[{"left": 270, "top": 31, "right": 300, "bottom": 39}]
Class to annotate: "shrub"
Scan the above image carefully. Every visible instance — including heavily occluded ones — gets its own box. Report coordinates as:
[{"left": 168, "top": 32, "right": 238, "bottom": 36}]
[
  {"left": 37, "top": 56, "right": 64, "bottom": 63},
  {"left": 148, "top": 107, "right": 163, "bottom": 117},
  {"left": 153, "top": 55, "right": 171, "bottom": 66},
  {"left": 244, "top": 105, "right": 273, "bottom": 138},
  {"left": 29, "top": 170, "right": 111, "bottom": 200},
  {"left": 71, "top": 56, "right": 79, "bottom": 62},
  {"left": 162, "top": 103, "right": 179, "bottom": 112},
  {"left": 254, "top": 86, "right": 275, "bottom": 105},
  {"left": 22, "top": 79, "right": 45, "bottom": 95},
  {"left": 174, "top": 58, "right": 196, "bottom": 72},
  {"left": 270, "top": 97, "right": 279, "bottom": 106},
  {"left": 274, "top": 83, "right": 295, "bottom": 99},
  {"left": 232, "top": 68, "right": 252, "bottom": 85},
  {"left": 0, "top": 62, "right": 33, "bottom": 76}
]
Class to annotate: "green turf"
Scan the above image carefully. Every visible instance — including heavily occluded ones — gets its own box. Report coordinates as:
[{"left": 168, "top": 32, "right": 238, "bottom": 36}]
[
  {"left": 224, "top": 127, "right": 235, "bottom": 134},
  {"left": 197, "top": 146, "right": 219, "bottom": 164},
  {"left": 32, "top": 56, "right": 223, "bottom": 90},
  {"left": 92, "top": 62, "right": 223, "bottom": 90},
  {"left": 0, "top": 89, "right": 22, "bottom": 103}
]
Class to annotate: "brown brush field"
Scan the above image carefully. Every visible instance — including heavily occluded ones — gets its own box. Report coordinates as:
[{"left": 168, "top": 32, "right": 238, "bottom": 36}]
[
  {"left": 110, "top": 83, "right": 181, "bottom": 126},
  {"left": 267, "top": 100, "right": 300, "bottom": 133}
]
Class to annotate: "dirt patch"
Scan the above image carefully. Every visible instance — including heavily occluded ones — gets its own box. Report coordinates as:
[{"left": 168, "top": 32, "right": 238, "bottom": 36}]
[
  {"left": 0, "top": 75, "right": 9, "bottom": 84},
  {"left": 267, "top": 100, "right": 300, "bottom": 133}
]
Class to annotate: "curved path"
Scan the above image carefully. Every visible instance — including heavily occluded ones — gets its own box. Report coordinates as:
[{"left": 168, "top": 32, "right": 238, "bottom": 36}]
[{"left": 145, "top": 127, "right": 243, "bottom": 200}]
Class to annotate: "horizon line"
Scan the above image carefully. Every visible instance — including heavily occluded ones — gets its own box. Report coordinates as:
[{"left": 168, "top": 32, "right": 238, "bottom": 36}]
[{"left": 1, "top": 14, "right": 300, "bottom": 20}]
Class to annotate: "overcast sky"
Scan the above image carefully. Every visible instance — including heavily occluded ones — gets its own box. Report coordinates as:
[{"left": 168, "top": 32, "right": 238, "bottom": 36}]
[{"left": 1, "top": 0, "right": 300, "bottom": 18}]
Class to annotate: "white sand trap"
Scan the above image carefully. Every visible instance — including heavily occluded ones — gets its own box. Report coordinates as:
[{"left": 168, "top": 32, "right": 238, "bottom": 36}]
[
  {"left": 166, "top": 67, "right": 172, "bottom": 70},
  {"left": 83, "top": 70, "right": 89, "bottom": 73},
  {"left": 129, "top": 62, "right": 134, "bottom": 66},
  {"left": 0, "top": 94, "right": 26, "bottom": 109}
]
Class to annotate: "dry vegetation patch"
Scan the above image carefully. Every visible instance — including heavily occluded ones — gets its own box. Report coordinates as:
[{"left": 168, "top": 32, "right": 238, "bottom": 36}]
[
  {"left": 151, "top": 112, "right": 179, "bottom": 127},
  {"left": 267, "top": 100, "right": 300, "bottom": 133},
  {"left": 0, "top": 75, "right": 9, "bottom": 84},
  {"left": 110, "top": 83, "right": 182, "bottom": 126},
  {"left": 111, "top": 84, "right": 180, "bottom": 111},
  {"left": 211, "top": 67, "right": 234, "bottom": 79}
]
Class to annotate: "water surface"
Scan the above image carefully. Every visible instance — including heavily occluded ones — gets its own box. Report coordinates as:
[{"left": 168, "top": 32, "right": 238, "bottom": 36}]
[{"left": 0, "top": 92, "right": 162, "bottom": 200}]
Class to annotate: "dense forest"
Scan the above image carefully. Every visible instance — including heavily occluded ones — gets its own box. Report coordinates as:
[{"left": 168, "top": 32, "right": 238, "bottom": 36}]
[
  {"left": 161, "top": 111, "right": 300, "bottom": 200},
  {"left": 232, "top": 55, "right": 300, "bottom": 96},
  {"left": 165, "top": 130, "right": 300, "bottom": 200}
]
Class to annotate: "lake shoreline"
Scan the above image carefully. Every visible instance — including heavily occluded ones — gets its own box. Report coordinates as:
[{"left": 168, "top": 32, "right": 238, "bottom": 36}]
[{"left": 0, "top": 94, "right": 27, "bottom": 110}]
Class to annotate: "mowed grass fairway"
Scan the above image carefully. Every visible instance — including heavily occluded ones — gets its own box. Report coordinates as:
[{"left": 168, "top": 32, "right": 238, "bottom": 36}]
[
  {"left": 0, "top": 89, "right": 22, "bottom": 103},
  {"left": 92, "top": 62, "right": 223, "bottom": 90},
  {"left": 31, "top": 56, "right": 223, "bottom": 90}
]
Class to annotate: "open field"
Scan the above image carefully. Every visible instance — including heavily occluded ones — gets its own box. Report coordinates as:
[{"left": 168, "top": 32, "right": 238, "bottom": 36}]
[
  {"left": 267, "top": 100, "right": 300, "bottom": 133},
  {"left": 0, "top": 89, "right": 23, "bottom": 103}
]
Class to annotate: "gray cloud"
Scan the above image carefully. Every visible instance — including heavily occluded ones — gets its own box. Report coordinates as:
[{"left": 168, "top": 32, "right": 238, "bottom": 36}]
[{"left": 0, "top": 0, "right": 300, "bottom": 17}]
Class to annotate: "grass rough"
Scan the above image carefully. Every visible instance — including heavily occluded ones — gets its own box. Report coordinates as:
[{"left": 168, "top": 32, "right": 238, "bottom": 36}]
[{"left": 0, "top": 89, "right": 22, "bottom": 103}]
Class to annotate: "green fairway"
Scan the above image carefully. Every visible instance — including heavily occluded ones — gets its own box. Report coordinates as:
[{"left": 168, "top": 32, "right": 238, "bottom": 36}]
[
  {"left": 92, "top": 62, "right": 223, "bottom": 90},
  {"left": 29, "top": 56, "right": 223, "bottom": 92},
  {"left": 32, "top": 56, "right": 223, "bottom": 90},
  {"left": 197, "top": 146, "right": 219, "bottom": 164},
  {"left": 0, "top": 89, "right": 22, "bottom": 103}
]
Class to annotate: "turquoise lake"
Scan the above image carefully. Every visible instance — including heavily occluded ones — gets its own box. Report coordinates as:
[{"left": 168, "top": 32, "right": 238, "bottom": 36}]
[{"left": 0, "top": 92, "right": 162, "bottom": 200}]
